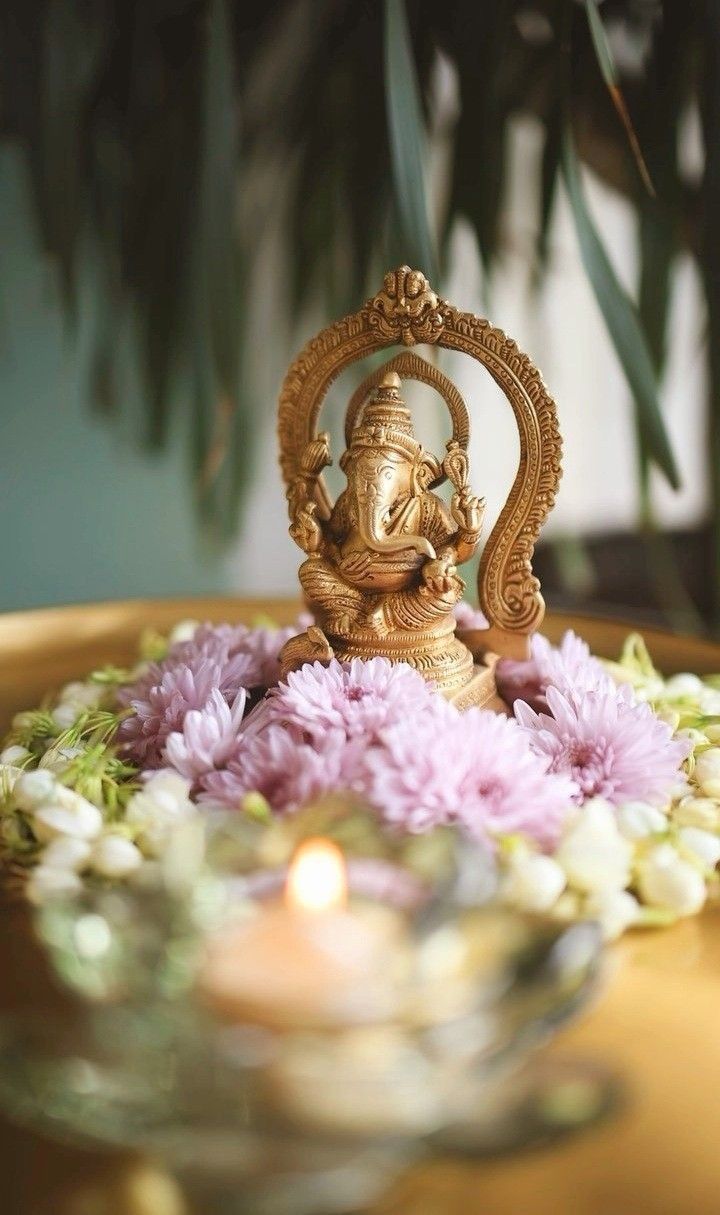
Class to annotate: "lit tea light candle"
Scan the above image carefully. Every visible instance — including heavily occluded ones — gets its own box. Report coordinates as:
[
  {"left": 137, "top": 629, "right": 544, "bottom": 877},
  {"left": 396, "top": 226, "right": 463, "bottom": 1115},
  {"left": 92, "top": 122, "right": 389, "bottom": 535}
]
[
  {"left": 285, "top": 837, "right": 348, "bottom": 912},
  {"left": 199, "top": 838, "right": 410, "bottom": 1029},
  {"left": 198, "top": 834, "right": 540, "bottom": 1139}
]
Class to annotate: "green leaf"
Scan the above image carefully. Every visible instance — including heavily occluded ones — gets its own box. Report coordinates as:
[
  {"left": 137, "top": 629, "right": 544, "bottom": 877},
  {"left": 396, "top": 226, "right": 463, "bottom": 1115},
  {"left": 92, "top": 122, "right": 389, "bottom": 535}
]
[
  {"left": 625, "top": 5, "right": 694, "bottom": 619},
  {"left": 115, "top": 5, "right": 206, "bottom": 451},
  {"left": 583, "top": 0, "right": 619, "bottom": 90},
  {"left": 199, "top": 0, "right": 242, "bottom": 400},
  {"left": 383, "top": 0, "right": 438, "bottom": 281},
  {"left": 444, "top": 0, "right": 515, "bottom": 272},
  {"left": 40, "top": 0, "right": 107, "bottom": 311},
  {"left": 561, "top": 125, "right": 680, "bottom": 490},
  {"left": 583, "top": 0, "right": 654, "bottom": 196},
  {"left": 636, "top": 198, "right": 675, "bottom": 517},
  {"left": 639, "top": 207, "right": 674, "bottom": 373},
  {"left": 636, "top": 9, "right": 686, "bottom": 376},
  {"left": 192, "top": 0, "right": 251, "bottom": 530},
  {"left": 535, "top": 98, "right": 562, "bottom": 285}
]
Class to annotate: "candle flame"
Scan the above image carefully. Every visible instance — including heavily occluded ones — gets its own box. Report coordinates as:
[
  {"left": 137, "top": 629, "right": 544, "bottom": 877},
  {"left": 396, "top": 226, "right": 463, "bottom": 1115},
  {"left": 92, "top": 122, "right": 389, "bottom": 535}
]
[{"left": 286, "top": 838, "right": 348, "bottom": 913}]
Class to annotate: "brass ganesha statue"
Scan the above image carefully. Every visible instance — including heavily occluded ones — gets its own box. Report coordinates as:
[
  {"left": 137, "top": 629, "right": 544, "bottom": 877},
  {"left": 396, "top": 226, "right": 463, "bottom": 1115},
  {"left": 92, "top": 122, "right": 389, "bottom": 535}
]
[{"left": 277, "top": 267, "right": 562, "bottom": 708}]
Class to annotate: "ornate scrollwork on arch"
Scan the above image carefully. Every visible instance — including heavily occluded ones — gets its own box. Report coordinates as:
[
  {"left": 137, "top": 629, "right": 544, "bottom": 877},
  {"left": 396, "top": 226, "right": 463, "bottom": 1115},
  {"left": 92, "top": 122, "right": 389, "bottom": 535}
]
[
  {"left": 277, "top": 266, "right": 562, "bottom": 656},
  {"left": 367, "top": 266, "right": 447, "bottom": 345}
]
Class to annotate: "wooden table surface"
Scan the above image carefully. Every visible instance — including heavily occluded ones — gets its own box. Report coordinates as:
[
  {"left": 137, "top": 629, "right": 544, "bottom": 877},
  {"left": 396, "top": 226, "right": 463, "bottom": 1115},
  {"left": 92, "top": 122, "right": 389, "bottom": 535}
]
[{"left": 1, "top": 598, "right": 719, "bottom": 1215}]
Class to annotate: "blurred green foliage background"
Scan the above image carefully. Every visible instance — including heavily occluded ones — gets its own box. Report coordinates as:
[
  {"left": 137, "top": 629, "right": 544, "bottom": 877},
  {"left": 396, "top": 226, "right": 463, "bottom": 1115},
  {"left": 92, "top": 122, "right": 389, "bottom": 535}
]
[{"left": 1, "top": 0, "right": 718, "bottom": 627}]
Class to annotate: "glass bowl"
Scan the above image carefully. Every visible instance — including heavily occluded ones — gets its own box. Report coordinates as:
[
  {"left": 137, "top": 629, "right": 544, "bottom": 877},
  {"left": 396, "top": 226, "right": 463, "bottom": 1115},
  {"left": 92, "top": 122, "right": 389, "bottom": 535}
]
[{"left": 0, "top": 803, "right": 606, "bottom": 1215}]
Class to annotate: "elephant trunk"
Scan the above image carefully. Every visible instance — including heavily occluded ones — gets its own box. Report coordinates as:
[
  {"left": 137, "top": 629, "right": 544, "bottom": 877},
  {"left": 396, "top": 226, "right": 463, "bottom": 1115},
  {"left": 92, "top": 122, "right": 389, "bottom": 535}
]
[{"left": 356, "top": 494, "right": 436, "bottom": 560}]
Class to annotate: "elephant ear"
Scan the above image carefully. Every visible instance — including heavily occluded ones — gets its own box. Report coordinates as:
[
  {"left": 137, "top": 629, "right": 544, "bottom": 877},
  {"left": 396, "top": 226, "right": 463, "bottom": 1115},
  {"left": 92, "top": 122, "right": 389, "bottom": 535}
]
[{"left": 416, "top": 452, "right": 442, "bottom": 491}]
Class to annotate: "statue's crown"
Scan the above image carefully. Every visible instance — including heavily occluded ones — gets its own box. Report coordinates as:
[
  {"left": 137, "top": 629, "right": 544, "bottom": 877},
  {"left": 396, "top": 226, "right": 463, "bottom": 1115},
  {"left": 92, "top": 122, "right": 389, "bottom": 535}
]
[{"left": 351, "top": 372, "right": 421, "bottom": 458}]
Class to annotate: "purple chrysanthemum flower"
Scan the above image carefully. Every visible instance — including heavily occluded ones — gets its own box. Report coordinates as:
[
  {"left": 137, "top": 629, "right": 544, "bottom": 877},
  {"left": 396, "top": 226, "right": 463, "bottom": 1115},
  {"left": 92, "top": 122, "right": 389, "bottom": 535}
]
[
  {"left": 118, "top": 653, "right": 252, "bottom": 769},
  {"left": 202, "top": 658, "right": 573, "bottom": 847},
  {"left": 357, "top": 702, "right": 464, "bottom": 834},
  {"left": 200, "top": 657, "right": 446, "bottom": 813},
  {"left": 200, "top": 621, "right": 308, "bottom": 690},
  {"left": 454, "top": 710, "right": 576, "bottom": 847},
  {"left": 514, "top": 683, "right": 689, "bottom": 806},
  {"left": 496, "top": 630, "right": 611, "bottom": 711},
  {"left": 163, "top": 688, "right": 248, "bottom": 783},
  {"left": 201, "top": 723, "right": 363, "bottom": 814},
  {"left": 360, "top": 707, "right": 573, "bottom": 846},
  {"left": 118, "top": 620, "right": 301, "bottom": 768},
  {"left": 248, "top": 657, "right": 441, "bottom": 745}
]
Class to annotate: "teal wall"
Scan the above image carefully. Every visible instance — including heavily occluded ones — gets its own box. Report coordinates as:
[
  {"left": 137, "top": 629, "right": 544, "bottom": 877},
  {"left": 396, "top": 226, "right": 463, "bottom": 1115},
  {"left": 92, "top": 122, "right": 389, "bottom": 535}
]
[{"left": 0, "top": 149, "right": 230, "bottom": 612}]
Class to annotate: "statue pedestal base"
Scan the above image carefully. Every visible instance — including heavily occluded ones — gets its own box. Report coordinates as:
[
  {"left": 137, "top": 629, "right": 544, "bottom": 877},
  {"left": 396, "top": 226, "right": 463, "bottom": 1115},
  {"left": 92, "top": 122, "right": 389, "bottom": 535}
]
[
  {"left": 447, "top": 655, "right": 506, "bottom": 713},
  {"left": 313, "top": 620, "right": 476, "bottom": 696},
  {"left": 279, "top": 626, "right": 508, "bottom": 713}
]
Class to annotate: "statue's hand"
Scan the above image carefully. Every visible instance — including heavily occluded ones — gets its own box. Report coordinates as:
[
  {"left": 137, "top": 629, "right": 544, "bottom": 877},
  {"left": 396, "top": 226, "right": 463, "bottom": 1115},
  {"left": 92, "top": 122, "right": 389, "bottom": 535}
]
[
  {"left": 290, "top": 503, "right": 323, "bottom": 554},
  {"left": 451, "top": 490, "right": 485, "bottom": 535},
  {"left": 300, "top": 432, "right": 331, "bottom": 479},
  {"left": 422, "top": 554, "right": 460, "bottom": 598}
]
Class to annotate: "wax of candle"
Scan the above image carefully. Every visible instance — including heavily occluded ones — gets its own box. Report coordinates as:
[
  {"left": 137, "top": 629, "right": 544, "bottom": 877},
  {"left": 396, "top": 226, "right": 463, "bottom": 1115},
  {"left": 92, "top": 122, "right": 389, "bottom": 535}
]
[{"left": 199, "top": 838, "right": 411, "bottom": 1029}]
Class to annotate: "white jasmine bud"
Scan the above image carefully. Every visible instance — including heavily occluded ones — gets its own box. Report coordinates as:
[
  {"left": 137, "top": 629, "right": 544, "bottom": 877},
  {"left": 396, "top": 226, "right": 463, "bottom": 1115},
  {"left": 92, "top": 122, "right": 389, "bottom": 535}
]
[
  {"left": 126, "top": 771, "right": 195, "bottom": 857},
  {"left": 59, "top": 680, "right": 86, "bottom": 701},
  {"left": 147, "top": 769, "right": 193, "bottom": 800},
  {"left": 90, "top": 835, "right": 143, "bottom": 878},
  {"left": 694, "top": 743, "right": 720, "bottom": 782},
  {"left": 52, "top": 702, "right": 81, "bottom": 730},
  {"left": 676, "top": 728, "right": 709, "bottom": 749},
  {"left": 678, "top": 827, "right": 720, "bottom": 870},
  {"left": 0, "top": 745, "right": 30, "bottom": 766},
  {"left": 501, "top": 853, "right": 566, "bottom": 914},
  {"left": 673, "top": 796, "right": 720, "bottom": 831},
  {"left": 26, "top": 865, "right": 83, "bottom": 905},
  {"left": 13, "top": 769, "right": 57, "bottom": 810},
  {"left": 694, "top": 747, "right": 720, "bottom": 791},
  {"left": 704, "top": 723, "right": 720, "bottom": 745},
  {"left": 699, "top": 693, "right": 720, "bottom": 717},
  {"left": 633, "top": 676, "right": 666, "bottom": 702},
  {"left": 556, "top": 799, "right": 633, "bottom": 894},
  {"left": 637, "top": 844, "right": 707, "bottom": 916},
  {"left": 33, "top": 795, "right": 103, "bottom": 843},
  {"left": 664, "top": 673, "right": 705, "bottom": 699},
  {"left": 616, "top": 801, "right": 668, "bottom": 841},
  {"left": 669, "top": 777, "right": 690, "bottom": 801},
  {"left": 51, "top": 783, "right": 99, "bottom": 812},
  {"left": 168, "top": 619, "right": 199, "bottom": 645},
  {"left": 584, "top": 889, "right": 640, "bottom": 941},
  {"left": 59, "top": 681, "right": 103, "bottom": 709},
  {"left": 41, "top": 837, "right": 92, "bottom": 872}
]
